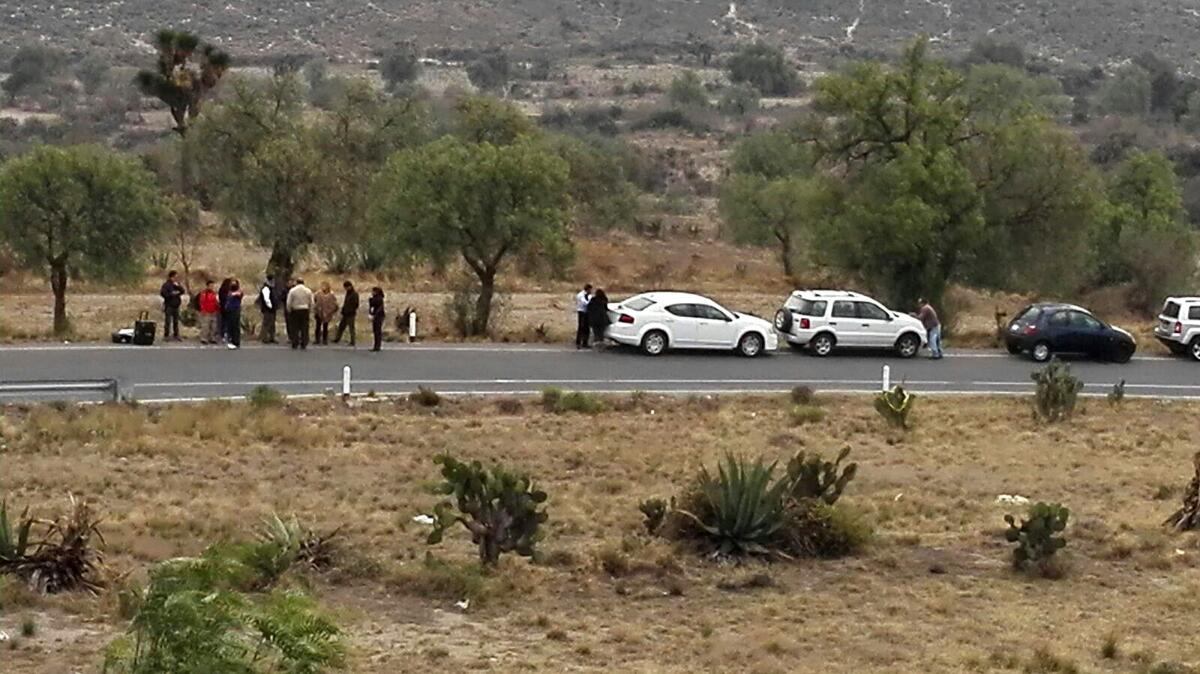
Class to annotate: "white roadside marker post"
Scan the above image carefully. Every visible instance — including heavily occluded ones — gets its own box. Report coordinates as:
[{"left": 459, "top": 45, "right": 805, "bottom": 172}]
[
  {"left": 882, "top": 365, "right": 891, "bottom": 392},
  {"left": 342, "top": 365, "right": 352, "bottom": 400},
  {"left": 408, "top": 311, "right": 417, "bottom": 343}
]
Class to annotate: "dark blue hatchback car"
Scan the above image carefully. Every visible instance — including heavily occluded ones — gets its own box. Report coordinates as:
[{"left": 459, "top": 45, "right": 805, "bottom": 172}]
[{"left": 1004, "top": 303, "right": 1137, "bottom": 363}]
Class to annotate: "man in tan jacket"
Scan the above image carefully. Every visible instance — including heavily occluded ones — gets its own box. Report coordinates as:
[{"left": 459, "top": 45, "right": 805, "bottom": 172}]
[{"left": 286, "top": 279, "right": 315, "bottom": 350}]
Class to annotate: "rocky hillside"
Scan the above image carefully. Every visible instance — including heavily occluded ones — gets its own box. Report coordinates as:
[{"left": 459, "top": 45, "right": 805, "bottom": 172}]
[{"left": 4, "top": 0, "right": 1200, "bottom": 66}]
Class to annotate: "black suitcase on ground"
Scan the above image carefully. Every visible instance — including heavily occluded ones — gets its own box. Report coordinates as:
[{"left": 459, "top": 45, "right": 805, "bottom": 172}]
[{"left": 133, "top": 311, "right": 157, "bottom": 346}]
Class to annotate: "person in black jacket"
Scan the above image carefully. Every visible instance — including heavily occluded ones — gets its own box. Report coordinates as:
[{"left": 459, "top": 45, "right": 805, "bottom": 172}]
[
  {"left": 159, "top": 271, "right": 186, "bottom": 341},
  {"left": 217, "top": 277, "right": 233, "bottom": 343},
  {"left": 334, "top": 281, "right": 359, "bottom": 347},
  {"left": 587, "top": 288, "right": 611, "bottom": 347},
  {"left": 257, "top": 275, "right": 278, "bottom": 344},
  {"left": 368, "top": 287, "right": 385, "bottom": 352}
]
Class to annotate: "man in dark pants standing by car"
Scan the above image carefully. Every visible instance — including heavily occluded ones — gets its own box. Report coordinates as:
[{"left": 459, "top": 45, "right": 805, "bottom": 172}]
[
  {"left": 160, "top": 270, "right": 185, "bottom": 342},
  {"left": 368, "top": 287, "right": 385, "bottom": 352},
  {"left": 334, "top": 281, "right": 359, "bottom": 347},
  {"left": 286, "top": 278, "right": 314, "bottom": 350},
  {"left": 258, "top": 274, "right": 278, "bottom": 344},
  {"left": 574, "top": 283, "right": 592, "bottom": 349},
  {"left": 917, "top": 297, "right": 943, "bottom": 360}
]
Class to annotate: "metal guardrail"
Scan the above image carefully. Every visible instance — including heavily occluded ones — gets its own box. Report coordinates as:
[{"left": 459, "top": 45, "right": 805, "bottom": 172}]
[{"left": 0, "top": 379, "right": 125, "bottom": 403}]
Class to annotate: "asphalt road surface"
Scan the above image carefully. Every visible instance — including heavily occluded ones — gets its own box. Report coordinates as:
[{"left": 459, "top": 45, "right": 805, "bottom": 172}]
[{"left": 0, "top": 342, "right": 1196, "bottom": 402}]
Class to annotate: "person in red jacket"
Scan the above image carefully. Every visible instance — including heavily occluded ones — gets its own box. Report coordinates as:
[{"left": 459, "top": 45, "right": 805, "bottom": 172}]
[{"left": 197, "top": 280, "right": 221, "bottom": 345}]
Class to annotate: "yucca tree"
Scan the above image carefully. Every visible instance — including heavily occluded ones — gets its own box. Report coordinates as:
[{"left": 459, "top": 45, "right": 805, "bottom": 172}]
[{"left": 135, "top": 29, "right": 230, "bottom": 193}]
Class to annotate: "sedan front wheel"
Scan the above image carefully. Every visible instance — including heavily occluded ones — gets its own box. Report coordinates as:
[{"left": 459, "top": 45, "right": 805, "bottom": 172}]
[{"left": 738, "top": 332, "right": 765, "bottom": 358}]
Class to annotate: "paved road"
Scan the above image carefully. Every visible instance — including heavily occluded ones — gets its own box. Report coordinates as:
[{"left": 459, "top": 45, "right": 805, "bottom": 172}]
[{"left": 0, "top": 342, "right": 1196, "bottom": 402}]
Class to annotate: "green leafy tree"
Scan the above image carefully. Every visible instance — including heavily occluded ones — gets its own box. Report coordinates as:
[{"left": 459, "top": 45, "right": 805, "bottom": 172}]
[
  {"left": 541, "top": 134, "right": 639, "bottom": 232},
  {"left": 668, "top": 70, "right": 708, "bottom": 108},
  {"left": 962, "top": 37, "right": 1027, "bottom": 69},
  {"left": 0, "top": 145, "right": 167, "bottom": 335},
  {"left": 453, "top": 95, "right": 537, "bottom": 145},
  {"left": 74, "top": 55, "right": 112, "bottom": 96},
  {"left": 466, "top": 49, "right": 510, "bottom": 93},
  {"left": 379, "top": 44, "right": 421, "bottom": 92},
  {"left": 1101, "top": 151, "right": 1195, "bottom": 310},
  {"left": 134, "top": 29, "right": 230, "bottom": 194},
  {"left": 369, "top": 136, "right": 572, "bottom": 336},
  {"left": 726, "top": 43, "right": 799, "bottom": 96},
  {"left": 1098, "top": 64, "right": 1153, "bottom": 117},
  {"left": 2, "top": 45, "right": 67, "bottom": 102}
]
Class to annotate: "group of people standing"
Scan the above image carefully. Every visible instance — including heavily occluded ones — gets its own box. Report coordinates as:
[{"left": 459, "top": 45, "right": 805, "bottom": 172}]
[
  {"left": 159, "top": 272, "right": 388, "bottom": 351},
  {"left": 573, "top": 284, "right": 612, "bottom": 349}
]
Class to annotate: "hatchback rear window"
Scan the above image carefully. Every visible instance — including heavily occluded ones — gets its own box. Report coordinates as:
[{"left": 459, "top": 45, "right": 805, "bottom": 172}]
[
  {"left": 624, "top": 297, "right": 655, "bottom": 311},
  {"left": 1163, "top": 301, "right": 1181, "bottom": 319},
  {"left": 1016, "top": 306, "right": 1041, "bottom": 322}
]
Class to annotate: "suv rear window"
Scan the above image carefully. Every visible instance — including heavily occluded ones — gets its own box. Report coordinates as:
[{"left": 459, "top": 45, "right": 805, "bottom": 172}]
[
  {"left": 1190, "top": 306, "right": 1200, "bottom": 321},
  {"left": 624, "top": 297, "right": 655, "bottom": 311},
  {"left": 1163, "top": 301, "right": 1181, "bottom": 319},
  {"left": 791, "top": 299, "right": 827, "bottom": 316}
]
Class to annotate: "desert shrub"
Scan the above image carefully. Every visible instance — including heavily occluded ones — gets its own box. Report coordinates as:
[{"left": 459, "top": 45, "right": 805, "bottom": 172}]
[
  {"left": 410, "top": 386, "right": 442, "bottom": 407},
  {"left": 0, "top": 494, "right": 105, "bottom": 594},
  {"left": 790, "top": 405, "right": 825, "bottom": 425},
  {"left": 380, "top": 45, "right": 421, "bottom": 91},
  {"left": 467, "top": 49, "right": 510, "bottom": 92},
  {"left": 246, "top": 385, "right": 285, "bottom": 409},
  {"left": 1031, "top": 360, "right": 1083, "bottom": 422},
  {"left": 725, "top": 43, "right": 799, "bottom": 96},
  {"left": 638, "top": 498, "right": 668, "bottom": 534},
  {"left": 1004, "top": 502, "right": 1070, "bottom": 576},
  {"left": 789, "top": 385, "right": 816, "bottom": 406},
  {"left": 668, "top": 70, "right": 708, "bottom": 108},
  {"left": 252, "top": 514, "right": 339, "bottom": 574},
  {"left": 717, "top": 83, "right": 760, "bottom": 116},
  {"left": 494, "top": 398, "right": 524, "bottom": 414},
  {"left": 874, "top": 385, "right": 915, "bottom": 428},
  {"left": 1108, "top": 380, "right": 1126, "bottom": 406},
  {"left": 390, "top": 553, "right": 489, "bottom": 602},
  {"left": 663, "top": 449, "right": 864, "bottom": 559},
  {"left": 102, "top": 553, "right": 344, "bottom": 674},
  {"left": 631, "top": 107, "right": 711, "bottom": 134},
  {"left": 426, "top": 455, "right": 549, "bottom": 566},
  {"left": 541, "top": 387, "right": 605, "bottom": 414}
]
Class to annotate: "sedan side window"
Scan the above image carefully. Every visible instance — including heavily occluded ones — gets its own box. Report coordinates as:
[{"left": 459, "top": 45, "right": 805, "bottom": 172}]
[
  {"left": 855, "top": 302, "right": 890, "bottom": 321},
  {"left": 831, "top": 301, "right": 857, "bottom": 318},
  {"left": 665, "top": 304, "right": 695, "bottom": 318},
  {"left": 695, "top": 305, "right": 730, "bottom": 321}
]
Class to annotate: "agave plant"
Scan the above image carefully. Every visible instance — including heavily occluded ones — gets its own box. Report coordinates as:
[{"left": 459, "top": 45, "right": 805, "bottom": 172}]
[
  {"left": 0, "top": 498, "right": 35, "bottom": 565},
  {"left": 674, "top": 454, "right": 793, "bottom": 558},
  {"left": 17, "top": 494, "right": 106, "bottom": 594}
]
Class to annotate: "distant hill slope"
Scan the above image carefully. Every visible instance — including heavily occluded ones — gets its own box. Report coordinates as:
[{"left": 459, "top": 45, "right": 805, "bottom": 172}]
[{"left": 4, "top": 0, "right": 1199, "bottom": 67}]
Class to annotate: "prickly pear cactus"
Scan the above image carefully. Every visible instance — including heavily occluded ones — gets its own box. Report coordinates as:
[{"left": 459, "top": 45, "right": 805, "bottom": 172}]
[
  {"left": 426, "top": 455, "right": 548, "bottom": 566},
  {"left": 785, "top": 447, "right": 858, "bottom": 505},
  {"left": 874, "top": 385, "right": 915, "bottom": 429},
  {"left": 1031, "top": 360, "right": 1084, "bottom": 421},
  {"left": 1004, "top": 502, "right": 1069, "bottom": 571}
]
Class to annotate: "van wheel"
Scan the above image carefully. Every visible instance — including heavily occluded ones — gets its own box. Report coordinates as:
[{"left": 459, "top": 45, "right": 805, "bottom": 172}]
[
  {"left": 738, "top": 332, "right": 765, "bottom": 358},
  {"left": 810, "top": 333, "right": 835, "bottom": 357},
  {"left": 1190, "top": 338, "right": 1200, "bottom": 362},
  {"left": 641, "top": 330, "right": 668, "bottom": 356},
  {"left": 1031, "top": 341, "right": 1052, "bottom": 363},
  {"left": 895, "top": 333, "right": 920, "bottom": 359}
]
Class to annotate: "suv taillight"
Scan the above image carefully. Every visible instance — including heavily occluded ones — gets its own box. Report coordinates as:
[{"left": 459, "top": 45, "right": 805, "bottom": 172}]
[
  {"left": 800, "top": 317, "right": 810, "bottom": 330},
  {"left": 1175, "top": 321, "right": 1183, "bottom": 335},
  {"left": 618, "top": 314, "right": 635, "bottom": 324}
]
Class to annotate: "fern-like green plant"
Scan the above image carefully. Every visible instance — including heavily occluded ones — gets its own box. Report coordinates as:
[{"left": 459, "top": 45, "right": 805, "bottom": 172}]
[
  {"left": 1031, "top": 360, "right": 1083, "bottom": 422},
  {"left": 102, "top": 552, "right": 345, "bottom": 674},
  {"left": 675, "top": 454, "right": 792, "bottom": 557},
  {"left": 426, "top": 455, "right": 549, "bottom": 566},
  {"left": 1004, "top": 502, "right": 1070, "bottom": 573},
  {"left": 874, "top": 385, "right": 915, "bottom": 428}
]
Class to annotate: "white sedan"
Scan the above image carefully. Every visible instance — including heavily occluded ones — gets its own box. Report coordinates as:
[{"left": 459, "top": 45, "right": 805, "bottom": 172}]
[{"left": 604, "top": 292, "right": 778, "bottom": 357}]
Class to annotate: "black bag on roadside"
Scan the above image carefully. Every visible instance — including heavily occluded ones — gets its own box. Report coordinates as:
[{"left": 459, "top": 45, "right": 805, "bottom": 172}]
[{"left": 133, "top": 311, "right": 157, "bottom": 346}]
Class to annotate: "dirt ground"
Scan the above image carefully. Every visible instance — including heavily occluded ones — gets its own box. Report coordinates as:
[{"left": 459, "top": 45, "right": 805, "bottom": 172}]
[
  {"left": 2, "top": 394, "right": 1200, "bottom": 673},
  {"left": 0, "top": 233, "right": 1167, "bottom": 353}
]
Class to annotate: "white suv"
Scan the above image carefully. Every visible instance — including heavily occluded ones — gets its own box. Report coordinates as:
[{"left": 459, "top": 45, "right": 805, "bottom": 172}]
[
  {"left": 773, "top": 290, "right": 927, "bottom": 358},
  {"left": 1154, "top": 297, "right": 1200, "bottom": 360}
]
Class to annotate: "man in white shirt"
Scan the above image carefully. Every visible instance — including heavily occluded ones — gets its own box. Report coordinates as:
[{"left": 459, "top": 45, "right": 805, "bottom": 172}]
[
  {"left": 574, "top": 283, "right": 592, "bottom": 349},
  {"left": 258, "top": 275, "right": 278, "bottom": 344},
  {"left": 286, "top": 279, "right": 315, "bottom": 350}
]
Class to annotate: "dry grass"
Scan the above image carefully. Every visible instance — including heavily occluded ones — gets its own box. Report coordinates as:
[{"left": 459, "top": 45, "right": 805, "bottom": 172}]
[{"left": 2, "top": 394, "right": 1200, "bottom": 672}]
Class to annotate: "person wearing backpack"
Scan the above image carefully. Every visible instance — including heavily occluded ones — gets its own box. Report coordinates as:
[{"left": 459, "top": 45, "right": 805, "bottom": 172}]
[
  {"left": 159, "top": 270, "right": 186, "bottom": 342},
  {"left": 257, "top": 275, "right": 278, "bottom": 344}
]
